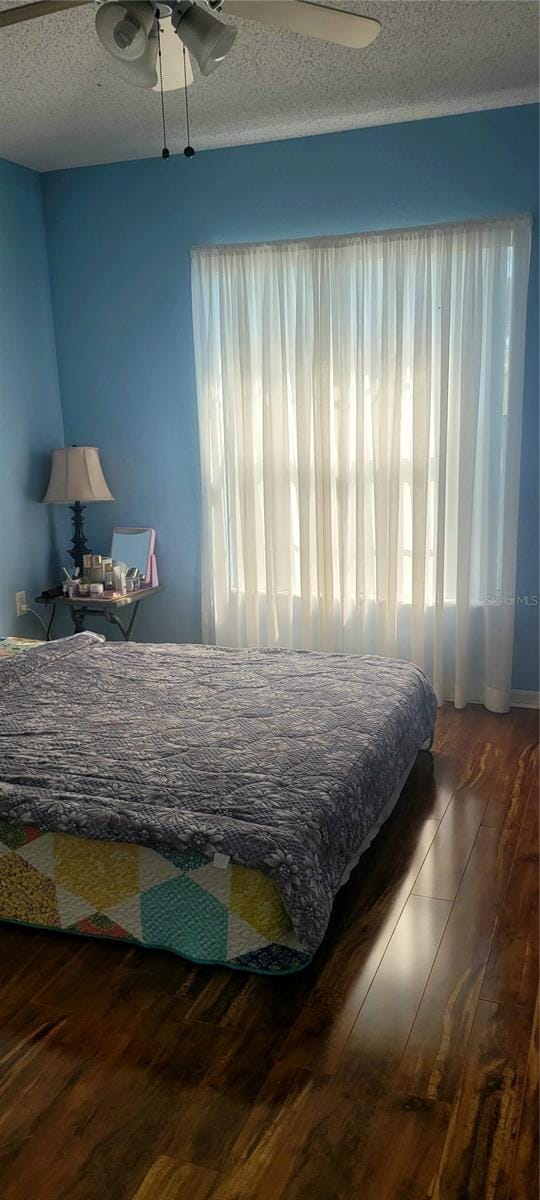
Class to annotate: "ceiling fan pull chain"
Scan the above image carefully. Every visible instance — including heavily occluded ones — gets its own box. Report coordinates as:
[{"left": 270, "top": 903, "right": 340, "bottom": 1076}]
[
  {"left": 156, "top": 11, "right": 170, "bottom": 160},
  {"left": 183, "top": 45, "right": 195, "bottom": 158}
]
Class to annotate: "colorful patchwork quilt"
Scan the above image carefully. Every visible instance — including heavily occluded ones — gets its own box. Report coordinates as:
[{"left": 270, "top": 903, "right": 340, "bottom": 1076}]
[
  {"left": 0, "top": 637, "right": 46, "bottom": 656},
  {"left": 0, "top": 822, "right": 309, "bottom": 974}
]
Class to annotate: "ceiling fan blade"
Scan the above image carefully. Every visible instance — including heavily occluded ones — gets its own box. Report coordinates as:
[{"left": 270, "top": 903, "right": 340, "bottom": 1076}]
[
  {"left": 221, "top": 1, "right": 381, "bottom": 49},
  {"left": 0, "top": 0, "right": 92, "bottom": 29},
  {"left": 153, "top": 16, "right": 193, "bottom": 91}
]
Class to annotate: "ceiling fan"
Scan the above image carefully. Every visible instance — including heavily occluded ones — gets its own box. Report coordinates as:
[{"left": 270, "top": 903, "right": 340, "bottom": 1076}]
[{"left": 0, "top": 1, "right": 382, "bottom": 90}]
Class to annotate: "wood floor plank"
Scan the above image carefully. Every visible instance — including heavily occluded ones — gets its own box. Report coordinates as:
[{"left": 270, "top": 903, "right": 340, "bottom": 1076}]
[
  {"left": 153, "top": 1022, "right": 286, "bottom": 1170},
  {"left": 450, "top": 708, "right": 536, "bottom": 807},
  {"left": 0, "top": 924, "right": 55, "bottom": 1006},
  {"left": 179, "top": 959, "right": 314, "bottom": 1037},
  {"left": 411, "top": 788, "right": 487, "bottom": 900},
  {"left": 411, "top": 739, "right": 461, "bottom": 818},
  {"left": 338, "top": 893, "right": 452, "bottom": 1079},
  {"left": 340, "top": 725, "right": 538, "bottom": 1199},
  {"left": 211, "top": 894, "right": 451, "bottom": 1200},
  {"left": 482, "top": 791, "right": 539, "bottom": 1011},
  {"left": 131, "top": 1156, "right": 216, "bottom": 1200},
  {"left": 5, "top": 1015, "right": 283, "bottom": 1199},
  {"left": 481, "top": 735, "right": 538, "bottom": 831},
  {"left": 0, "top": 983, "right": 185, "bottom": 1200},
  {"left": 508, "top": 996, "right": 539, "bottom": 1200},
  {"left": 319, "top": 717, "right": 538, "bottom": 1197},
  {"left": 340, "top": 1092, "right": 451, "bottom": 1200},
  {"left": 18, "top": 934, "right": 135, "bottom": 1012},
  {"left": 281, "top": 897, "right": 451, "bottom": 1199},
  {"left": 398, "top": 770, "right": 534, "bottom": 1104},
  {"left": 208, "top": 1064, "right": 321, "bottom": 1200},
  {"left": 430, "top": 999, "right": 533, "bottom": 1200},
  {"left": 0, "top": 1002, "right": 68, "bottom": 1104},
  {"left": 276, "top": 814, "right": 441, "bottom": 1073}
]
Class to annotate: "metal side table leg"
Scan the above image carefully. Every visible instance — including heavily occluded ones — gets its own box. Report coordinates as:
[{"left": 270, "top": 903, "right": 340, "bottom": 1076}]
[
  {"left": 70, "top": 607, "right": 87, "bottom": 635},
  {"left": 104, "top": 601, "right": 140, "bottom": 642}
]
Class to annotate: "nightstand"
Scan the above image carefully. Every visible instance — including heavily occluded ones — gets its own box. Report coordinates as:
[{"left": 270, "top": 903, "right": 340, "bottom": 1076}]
[{"left": 35, "top": 585, "right": 163, "bottom": 642}]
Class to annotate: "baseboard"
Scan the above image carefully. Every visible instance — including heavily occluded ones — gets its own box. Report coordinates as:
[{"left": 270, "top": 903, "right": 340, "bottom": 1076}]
[{"left": 510, "top": 690, "right": 540, "bottom": 710}]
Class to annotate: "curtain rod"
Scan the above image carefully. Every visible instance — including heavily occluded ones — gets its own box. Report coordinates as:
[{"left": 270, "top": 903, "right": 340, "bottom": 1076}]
[{"left": 192, "top": 213, "right": 532, "bottom": 259}]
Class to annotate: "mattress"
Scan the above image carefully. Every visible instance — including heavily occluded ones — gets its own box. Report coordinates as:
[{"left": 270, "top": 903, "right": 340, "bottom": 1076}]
[{"left": 0, "top": 634, "right": 437, "bottom": 974}]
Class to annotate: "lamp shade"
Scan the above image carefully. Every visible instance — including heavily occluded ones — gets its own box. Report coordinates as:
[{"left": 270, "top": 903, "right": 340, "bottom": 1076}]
[
  {"left": 105, "top": 35, "right": 158, "bottom": 87},
  {"left": 96, "top": 1, "right": 158, "bottom": 88},
  {"left": 95, "top": 1, "right": 155, "bottom": 62},
  {"left": 172, "top": 2, "right": 236, "bottom": 76},
  {"left": 42, "top": 447, "right": 114, "bottom": 504}
]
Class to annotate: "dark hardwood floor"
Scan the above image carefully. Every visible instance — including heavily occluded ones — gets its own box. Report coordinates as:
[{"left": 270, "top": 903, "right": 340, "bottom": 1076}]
[{"left": 0, "top": 705, "right": 538, "bottom": 1200}]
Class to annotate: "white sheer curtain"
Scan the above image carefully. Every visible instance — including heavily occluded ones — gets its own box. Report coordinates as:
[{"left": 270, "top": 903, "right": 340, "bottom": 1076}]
[{"left": 192, "top": 215, "right": 531, "bottom": 711}]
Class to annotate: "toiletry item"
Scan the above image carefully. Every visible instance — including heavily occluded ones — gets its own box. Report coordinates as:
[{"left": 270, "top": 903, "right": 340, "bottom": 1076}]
[
  {"left": 113, "top": 565, "right": 127, "bottom": 595},
  {"left": 62, "top": 580, "right": 69, "bottom": 596},
  {"left": 102, "top": 558, "right": 114, "bottom": 589},
  {"left": 126, "top": 566, "right": 141, "bottom": 591},
  {"left": 125, "top": 578, "right": 134, "bottom": 594},
  {"left": 67, "top": 583, "right": 76, "bottom": 598},
  {"left": 82, "top": 554, "right": 93, "bottom": 574},
  {"left": 88, "top": 555, "right": 103, "bottom": 584},
  {"left": 89, "top": 582, "right": 104, "bottom": 596},
  {"left": 77, "top": 580, "right": 90, "bottom": 597}
]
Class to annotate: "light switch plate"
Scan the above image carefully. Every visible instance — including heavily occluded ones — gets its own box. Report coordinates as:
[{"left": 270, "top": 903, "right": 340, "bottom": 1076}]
[{"left": 15, "top": 591, "right": 27, "bottom": 617}]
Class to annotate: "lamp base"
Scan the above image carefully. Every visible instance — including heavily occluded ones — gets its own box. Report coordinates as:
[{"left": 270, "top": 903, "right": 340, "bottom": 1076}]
[{"left": 69, "top": 501, "right": 89, "bottom": 573}]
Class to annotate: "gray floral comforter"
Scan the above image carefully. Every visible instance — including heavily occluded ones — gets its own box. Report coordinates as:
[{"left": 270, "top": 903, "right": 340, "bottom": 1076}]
[{"left": 0, "top": 633, "right": 436, "bottom": 953}]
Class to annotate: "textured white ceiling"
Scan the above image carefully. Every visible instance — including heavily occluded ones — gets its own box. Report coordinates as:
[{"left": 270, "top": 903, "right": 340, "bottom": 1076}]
[{"left": 0, "top": 0, "right": 538, "bottom": 172}]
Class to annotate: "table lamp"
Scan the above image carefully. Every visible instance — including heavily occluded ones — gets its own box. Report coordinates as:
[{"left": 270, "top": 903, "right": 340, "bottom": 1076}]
[{"left": 42, "top": 446, "right": 114, "bottom": 572}]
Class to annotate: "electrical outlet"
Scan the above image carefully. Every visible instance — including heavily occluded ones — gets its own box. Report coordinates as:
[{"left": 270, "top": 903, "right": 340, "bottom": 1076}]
[{"left": 15, "top": 591, "right": 27, "bottom": 617}]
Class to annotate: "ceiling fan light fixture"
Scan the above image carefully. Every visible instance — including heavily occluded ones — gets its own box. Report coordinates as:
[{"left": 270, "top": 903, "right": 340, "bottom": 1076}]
[
  {"left": 102, "top": 22, "right": 159, "bottom": 87},
  {"left": 113, "top": 13, "right": 140, "bottom": 50},
  {"left": 95, "top": 1, "right": 156, "bottom": 62},
  {"left": 172, "top": 1, "right": 236, "bottom": 76}
]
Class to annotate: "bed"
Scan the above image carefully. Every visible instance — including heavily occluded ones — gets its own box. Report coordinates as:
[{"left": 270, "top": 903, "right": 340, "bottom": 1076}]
[{"left": 0, "top": 633, "right": 436, "bottom": 974}]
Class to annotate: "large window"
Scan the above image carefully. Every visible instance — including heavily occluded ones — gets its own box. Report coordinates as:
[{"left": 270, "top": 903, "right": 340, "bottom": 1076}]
[{"left": 192, "top": 216, "right": 531, "bottom": 711}]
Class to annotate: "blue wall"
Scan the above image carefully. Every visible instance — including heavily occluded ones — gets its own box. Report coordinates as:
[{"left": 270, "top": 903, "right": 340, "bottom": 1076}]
[
  {"left": 42, "top": 104, "right": 539, "bottom": 689},
  {"left": 0, "top": 159, "right": 66, "bottom": 638}
]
